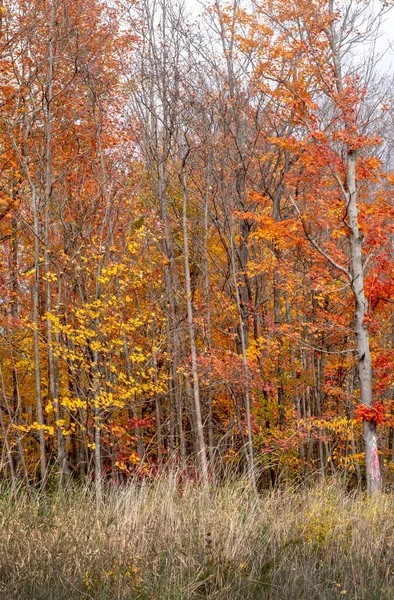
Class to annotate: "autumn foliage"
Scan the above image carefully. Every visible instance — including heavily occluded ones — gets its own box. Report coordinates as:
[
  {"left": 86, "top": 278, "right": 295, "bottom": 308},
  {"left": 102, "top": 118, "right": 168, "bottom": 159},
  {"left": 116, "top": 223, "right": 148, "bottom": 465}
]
[{"left": 0, "top": 0, "right": 393, "bottom": 491}]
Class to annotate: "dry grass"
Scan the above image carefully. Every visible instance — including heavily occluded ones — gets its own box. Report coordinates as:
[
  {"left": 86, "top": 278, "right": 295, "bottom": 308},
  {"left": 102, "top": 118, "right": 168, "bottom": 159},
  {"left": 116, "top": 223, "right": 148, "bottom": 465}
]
[{"left": 1, "top": 477, "right": 394, "bottom": 599}]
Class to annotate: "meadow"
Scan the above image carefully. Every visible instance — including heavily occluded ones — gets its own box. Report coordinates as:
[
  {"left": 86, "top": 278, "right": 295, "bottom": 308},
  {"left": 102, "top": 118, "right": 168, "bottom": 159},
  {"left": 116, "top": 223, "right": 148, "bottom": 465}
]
[{"left": 1, "top": 478, "right": 393, "bottom": 600}]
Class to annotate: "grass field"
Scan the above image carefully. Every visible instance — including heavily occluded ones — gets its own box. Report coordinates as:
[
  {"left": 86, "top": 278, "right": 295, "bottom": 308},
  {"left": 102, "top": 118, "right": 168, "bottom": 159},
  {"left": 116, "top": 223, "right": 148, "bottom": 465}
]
[{"left": 1, "top": 478, "right": 393, "bottom": 599}]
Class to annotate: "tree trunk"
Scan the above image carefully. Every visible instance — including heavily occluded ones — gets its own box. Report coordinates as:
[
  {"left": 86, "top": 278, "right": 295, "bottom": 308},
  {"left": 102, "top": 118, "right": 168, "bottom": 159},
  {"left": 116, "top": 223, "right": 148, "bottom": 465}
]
[
  {"left": 347, "top": 151, "right": 381, "bottom": 493},
  {"left": 230, "top": 217, "right": 256, "bottom": 488},
  {"left": 180, "top": 166, "right": 209, "bottom": 483},
  {"left": 32, "top": 189, "right": 47, "bottom": 486},
  {"left": 44, "top": 0, "right": 68, "bottom": 482}
]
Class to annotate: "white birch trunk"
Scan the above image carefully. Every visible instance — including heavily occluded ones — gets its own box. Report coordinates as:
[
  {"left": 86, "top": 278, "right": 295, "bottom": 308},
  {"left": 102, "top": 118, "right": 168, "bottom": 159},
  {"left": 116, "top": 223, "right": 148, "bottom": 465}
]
[{"left": 347, "top": 151, "right": 381, "bottom": 493}]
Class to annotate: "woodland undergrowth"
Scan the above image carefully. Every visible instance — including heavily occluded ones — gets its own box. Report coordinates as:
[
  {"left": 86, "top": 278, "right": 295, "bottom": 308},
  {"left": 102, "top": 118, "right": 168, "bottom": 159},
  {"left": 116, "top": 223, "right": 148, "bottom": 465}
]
[{"left": 1, "top": 477, "right": 394, "bottom": 599}]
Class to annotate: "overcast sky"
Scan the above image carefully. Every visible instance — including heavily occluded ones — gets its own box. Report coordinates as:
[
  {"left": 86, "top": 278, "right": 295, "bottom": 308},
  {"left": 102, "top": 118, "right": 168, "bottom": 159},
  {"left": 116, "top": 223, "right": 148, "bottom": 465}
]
[{"left": 377, "top": 9, "right": 394, "bottom": 72}]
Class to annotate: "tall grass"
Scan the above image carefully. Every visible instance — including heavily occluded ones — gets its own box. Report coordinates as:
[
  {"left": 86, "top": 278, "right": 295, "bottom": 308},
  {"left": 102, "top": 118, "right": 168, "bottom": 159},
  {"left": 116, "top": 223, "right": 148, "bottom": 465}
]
[{"left": 1, "top": 477, "right": 393, "bottom": 599}]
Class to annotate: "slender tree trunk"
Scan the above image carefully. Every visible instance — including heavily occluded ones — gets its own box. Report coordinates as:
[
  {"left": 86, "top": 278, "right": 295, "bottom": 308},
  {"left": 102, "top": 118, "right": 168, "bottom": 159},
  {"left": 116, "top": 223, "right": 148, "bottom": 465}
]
[
  {"left": 180, "top": 165, "right": 208, "bottom": 483},
  {"left": 347, "top": 151, "right": 381, "bottom": 493},
  {"left": 44, "top": 0, "right": 68, "bottom": 482},
  {"left": 230, "top": 217, "right": 256, "bottom": 488},
  {"left": 92, "top": 349, "right": 102, "bottom": 505},
  {"left": 11, "top": 214, "right": 18, "bottom": 415},
  {"left": 273, "top": 194, "right": 285, "bottom": 429},
  {"left": 0, "top": 369, "right": 16, "bottom": 493},
  {"left": 9, "top": 213, "right": 29, "bottom": 482},
  {"left": 176, "top": 368, "right": 187, "bottom": 470},
  {"left": 203, "top": 177, "right": 215, "bottom": 471},
  {"left": 123, "top": 337, "right": 145, "bottom": 459},
  {"left": 32, "top": 189, "right": 47, "bottom": 485}
]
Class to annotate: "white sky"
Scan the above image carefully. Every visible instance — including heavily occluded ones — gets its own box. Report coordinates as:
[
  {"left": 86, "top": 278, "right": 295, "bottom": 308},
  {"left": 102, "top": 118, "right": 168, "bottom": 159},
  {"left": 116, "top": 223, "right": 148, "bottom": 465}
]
[{"left": 377, "top": 9, "right": 394, "bottom": 72}]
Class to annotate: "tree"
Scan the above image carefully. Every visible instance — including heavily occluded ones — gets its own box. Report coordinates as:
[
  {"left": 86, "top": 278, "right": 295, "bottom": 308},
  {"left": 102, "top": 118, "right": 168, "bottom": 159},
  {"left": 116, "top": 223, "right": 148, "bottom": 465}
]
[{"left": 241, "top": 0, "right": 393, "bottom": 492}]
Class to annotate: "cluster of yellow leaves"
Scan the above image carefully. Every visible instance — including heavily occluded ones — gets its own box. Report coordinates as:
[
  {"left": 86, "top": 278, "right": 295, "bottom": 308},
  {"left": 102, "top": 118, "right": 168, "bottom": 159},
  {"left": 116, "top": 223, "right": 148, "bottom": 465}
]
[{"left": 301, "top": 416, "right": 356, "bottom": 439}]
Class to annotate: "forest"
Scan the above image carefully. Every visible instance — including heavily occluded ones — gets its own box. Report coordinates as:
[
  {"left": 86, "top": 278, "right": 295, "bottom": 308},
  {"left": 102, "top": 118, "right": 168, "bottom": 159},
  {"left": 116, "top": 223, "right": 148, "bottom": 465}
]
[{"left": 0, "top": 0, "right": 394, "bottom": 499}]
